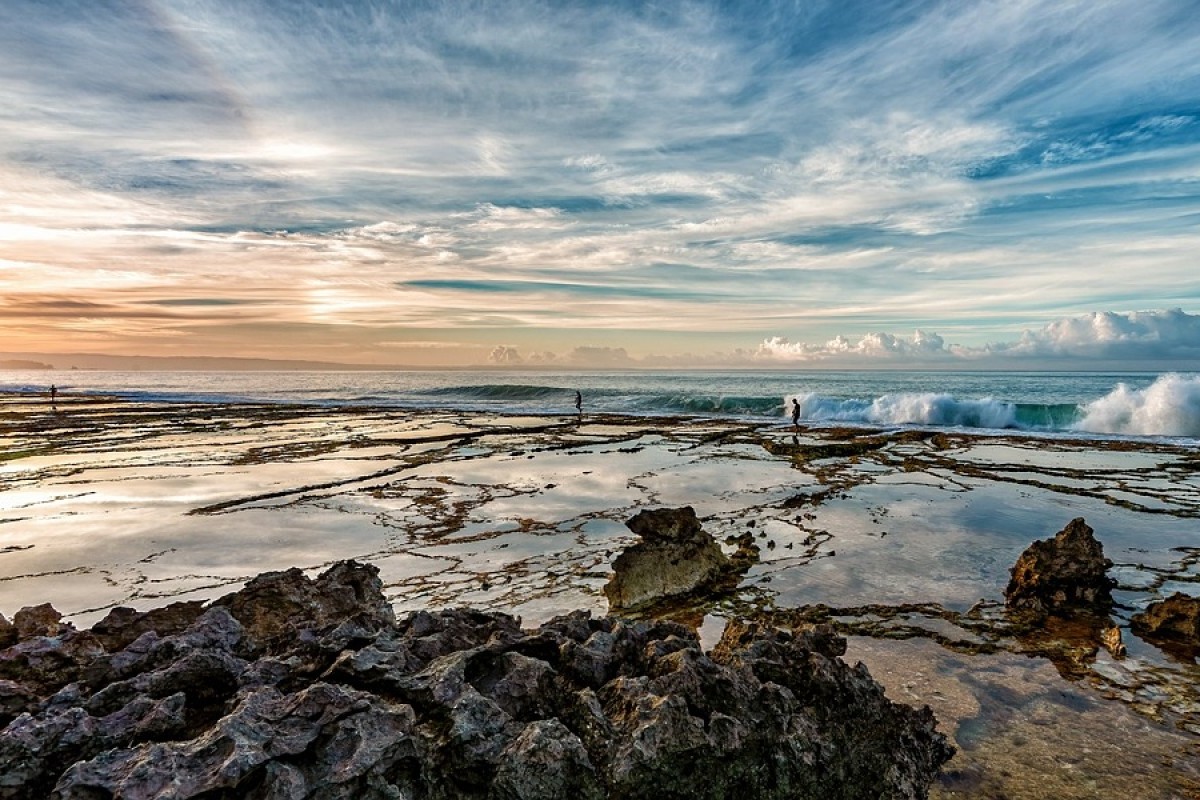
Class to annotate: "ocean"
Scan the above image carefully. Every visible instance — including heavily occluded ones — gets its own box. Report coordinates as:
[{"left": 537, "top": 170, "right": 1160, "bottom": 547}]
[{"left": 4, "top": 369, "right": 1199, "bottom": 439}]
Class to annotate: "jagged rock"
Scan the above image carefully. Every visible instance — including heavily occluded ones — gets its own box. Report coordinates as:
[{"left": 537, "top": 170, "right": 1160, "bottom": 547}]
[
  {"left": 90, "top": 600, "right": 207, "bottom": 652},
  {"left": 1131, "top": 592, "right": 1200, "bottom": 648},
  {"left": 211, "top": 559, "right": 395, "bottom": 654},
  {"left": 0, "top": 559, "right": 952, "bottom": 799},
  {"left": 0, "top": 615, "right": 14, "bottom": 649},
  {"left": 1004, "top": 517, "right": 1115, "bottom": 616},
  {"left": 13, "top": 603, "right": 71, "bottom": 639},
  {"left": 1100, "top": 623, "right": 1126, "bottom": 659},
  {"left": 0, "top": 680, "right": 36, "bottom": 727},
  {"left": 0, "top": 627, "right": 106, "bottom": 697},
  {"left": 492, "top": 718, "right": 605, "bottom": 800},
  {"left": 603, "top": 507, "right": 734, "bottom": 610}
]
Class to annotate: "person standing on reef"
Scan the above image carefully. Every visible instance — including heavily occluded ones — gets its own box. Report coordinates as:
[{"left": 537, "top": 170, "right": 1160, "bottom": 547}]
[
  {"left": 50, "top": 384, "right": 57, "bottom": 407},
  {"left": 790, "top": 397, "right": 801, "bottom": 431},
  {"left": 574, "top": 390, "right": 583, "bottom": 420}
]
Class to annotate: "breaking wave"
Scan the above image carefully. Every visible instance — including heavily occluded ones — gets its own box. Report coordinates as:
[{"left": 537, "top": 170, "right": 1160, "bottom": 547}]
[
  {"left": 1072, "top": 373, "right": 1200, "bottom": 437},
  {"left": 787, "top": 392, "right": 1026, "bottom": 429},
  {"left": 6, "top": 368, "right": 1197, "bottom": 439},
  {"left": 781, "top": 373, "right": 1200, "bottom": 436}
]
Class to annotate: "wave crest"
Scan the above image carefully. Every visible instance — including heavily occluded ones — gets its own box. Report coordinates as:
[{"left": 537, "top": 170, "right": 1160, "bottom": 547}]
[
  {"left": 1073, "top": 373, "right": 1200, "bottom": 437},
  {"left": 423, "top": 384, "right": 570, "bottom": 400},
  {"left": 788, "top": 392, "right": 1019, "bottom": 428}
]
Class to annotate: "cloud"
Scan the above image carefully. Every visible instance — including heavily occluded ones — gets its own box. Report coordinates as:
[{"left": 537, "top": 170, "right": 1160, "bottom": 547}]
[
  {"left": 484, "top": 345, "right": 637, "bottom": 368},
  {"left": 3, "top": 2, "right": 1200, "bottom": 363},
  {"left": 468, "top": 204, "right": 569, "bottom": 231},
  {"left": 564, "top": 346, "right": 635, "bottom": 368},
  {"left": 487, "top": 345, "right": 523, "bottom": 365},
  {"left": 753, "top": 310, "right": 1200, "bottom": 366},
  {"left": 986, "top": 309, "right": 1200, "bottom": 360},
  {"left": 755, "top": 329, "right": 952, "bottom": 362}
]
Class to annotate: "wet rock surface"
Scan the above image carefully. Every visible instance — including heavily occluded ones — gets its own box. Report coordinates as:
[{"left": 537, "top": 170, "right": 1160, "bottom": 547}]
[
  {"left": 1132, "top": 592, "right": 1200, "bottom": 650},
  {"left": 603, "top": 506, "right": 735, "bottom": 610},
  {"left": 0, "top": 559, "right": 953, "bottom": 799},
  {"left": 1004, "top": 517, "right": 1115, "bottom": 617},
  {"left": 6, "top": 397, "right": 1200, "bottom": 797}
]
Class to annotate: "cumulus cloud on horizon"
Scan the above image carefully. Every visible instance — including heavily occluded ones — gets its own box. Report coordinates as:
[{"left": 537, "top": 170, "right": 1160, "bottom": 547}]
[
  {"left": 986, "top": 309, "right": 1200, "bottom": 360},
  {"left": 755, "top": 309, "right": 1200, "bottom": 365},
  {"left": 756, "top": 329, "right": 952, "bottom": 362},
  {"left": 485, "top": 309, "right": 1200, "bottom": 368}
]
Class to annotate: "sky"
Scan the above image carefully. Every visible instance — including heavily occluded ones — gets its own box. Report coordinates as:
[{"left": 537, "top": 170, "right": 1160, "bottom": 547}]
[{"left": 2, "top": 0, "right": 1199, "bottom": 369}]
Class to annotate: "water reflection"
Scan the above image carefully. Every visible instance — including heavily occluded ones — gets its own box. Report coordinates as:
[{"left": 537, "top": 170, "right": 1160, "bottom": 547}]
[{"left": 2, "top": 395, "right": 1200, "bottom": 795}]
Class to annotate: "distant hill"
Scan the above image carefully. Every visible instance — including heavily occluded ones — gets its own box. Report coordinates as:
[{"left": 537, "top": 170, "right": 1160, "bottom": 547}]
[
  {"left": 0, "top": 359, "right": 54, "bottom": 370},
  {"left": 0, "top": 353, "right": 391, "bottom": 371}
]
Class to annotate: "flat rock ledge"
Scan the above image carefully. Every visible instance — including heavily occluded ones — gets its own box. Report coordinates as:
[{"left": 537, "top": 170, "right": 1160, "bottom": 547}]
[{"left": 0, "top": 560, "right": 952, "bottom": 800}]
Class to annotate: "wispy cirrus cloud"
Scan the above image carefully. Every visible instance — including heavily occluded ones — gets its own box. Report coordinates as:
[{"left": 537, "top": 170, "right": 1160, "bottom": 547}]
[{"left": 1, "top": 1, "right": 1198, "bottom": 364}]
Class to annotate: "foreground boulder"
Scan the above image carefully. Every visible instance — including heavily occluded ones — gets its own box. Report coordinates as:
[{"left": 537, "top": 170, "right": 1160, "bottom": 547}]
[
  {"left": 1131, "top": 592, "right": 1200, "bottom": 649},
  {"left": 0, "top": 560, "right": 952, "bottom": 799},
  {"left": 604, "top": 506, "right": 736, "bottom": 610},
  {"left": 1004, "top": 517, "right": 1115, "bottom": 616}
]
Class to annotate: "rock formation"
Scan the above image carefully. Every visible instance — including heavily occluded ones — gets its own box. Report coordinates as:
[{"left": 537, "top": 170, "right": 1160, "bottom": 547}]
[
  {"left": 1100, "top": 622, "right": 1126, "bottom": 659},
  {"left": 1004, "top": 517, "right": 1115, "bottom": 616},
  {"left": 604, "top": 506, "right": 739, "bottom": 610},
  {"left": 1131, "top": 592, "right": 1200, "bottom": 649},
  {"left": 0, "top": 560, "right": 953, "bottom": 799}
]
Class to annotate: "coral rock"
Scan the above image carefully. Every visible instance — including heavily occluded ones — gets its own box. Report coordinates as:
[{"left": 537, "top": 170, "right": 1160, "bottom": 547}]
[
  {"left": 0, "top": 559, "right": 953, "bottom": 799},
  {"left": 90, "top": 600, "right": 207, "bottom": 652},
  {"left": 1131, "top": 592, "right": 1200, "bottom": 648},
  {"left": 13, "top": 603, "right": 71, "bottom": 640},
  {"left": 1004, "top": 518, "right": 1115, "bottom": 616},
  {"left": 603, "top": 507, "right": 731, "bottom": 610}
]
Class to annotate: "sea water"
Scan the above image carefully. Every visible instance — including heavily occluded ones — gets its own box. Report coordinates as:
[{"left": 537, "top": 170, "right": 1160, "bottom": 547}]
[{"left": 3, "top": 369, "right": 1199, "bottom": 439}]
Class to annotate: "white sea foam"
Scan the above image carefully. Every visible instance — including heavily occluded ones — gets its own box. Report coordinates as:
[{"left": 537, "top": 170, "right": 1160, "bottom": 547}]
[
  {"left": 1073, "top": 373, "right": 1200, "bottom": 437},
  {"left": 789, "top": 392, "right": 1018, "bottom": 429}
]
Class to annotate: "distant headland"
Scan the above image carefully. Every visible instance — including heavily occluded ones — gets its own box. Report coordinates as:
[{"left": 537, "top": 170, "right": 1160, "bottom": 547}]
[{"left": 0, "top": 359, "right": 53, "bottom": 370}]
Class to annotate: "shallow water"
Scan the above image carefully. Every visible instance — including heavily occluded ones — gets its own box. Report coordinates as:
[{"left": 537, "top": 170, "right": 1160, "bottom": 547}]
[
  {"left": 847, "top": 637, "right": 1200, "bottom": 799},
  {"left": 2, "top": 393, "right": 1199, "bottom": 796}
]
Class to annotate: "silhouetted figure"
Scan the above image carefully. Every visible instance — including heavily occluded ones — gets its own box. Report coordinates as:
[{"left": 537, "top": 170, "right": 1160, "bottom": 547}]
[
  {"left": 575, "top": 390, "right": 582, "bottom": 420},
  {"left": 50, "top": 384, "right": 57, "bottom": 407},
  {"left": 790, "top": 397, "right": 800, "bottom": 430}
]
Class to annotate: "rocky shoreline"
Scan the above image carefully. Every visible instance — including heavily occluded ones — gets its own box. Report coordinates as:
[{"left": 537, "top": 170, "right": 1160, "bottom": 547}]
[
  {"left": 1, "top": 560, "right": 952, "bottom": 799},
  {"left": 6, "top": 511, "right": 1196, "bottom": 798},
  {"left": 4, "top": 395, "right": 1200, "bottom": 797}
]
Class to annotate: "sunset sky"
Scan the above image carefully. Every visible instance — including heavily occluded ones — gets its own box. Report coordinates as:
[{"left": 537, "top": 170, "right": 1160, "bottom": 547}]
[{"left": 2, "top": 0, "right": 1199, "bottom": 368}]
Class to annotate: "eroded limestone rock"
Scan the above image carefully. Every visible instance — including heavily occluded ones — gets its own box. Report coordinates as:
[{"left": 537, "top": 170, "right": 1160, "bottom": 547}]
[
  {"left": 211, "top": 559, "right": 396, "bottom": 654},
  {"left": 90, "top": 600, "right": 206, "bottom": 652},
  {"left": 603, "top": 506, "right": 733, "bottom": 610},
  {"left": 1131, "top": 592, "right": 1200, "bottom": 649},
  {"left": 0, "top": 559, "right": 953, "bottom": 799},
  {"left": 13, "top": 603, "right": 70, "bottom": 639},
  {"left": 0, "top": 615, "right": 14, "bottom": 649},
  {"left": 1004, "top": 517, "right": 1115, "bottom": 617}
]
